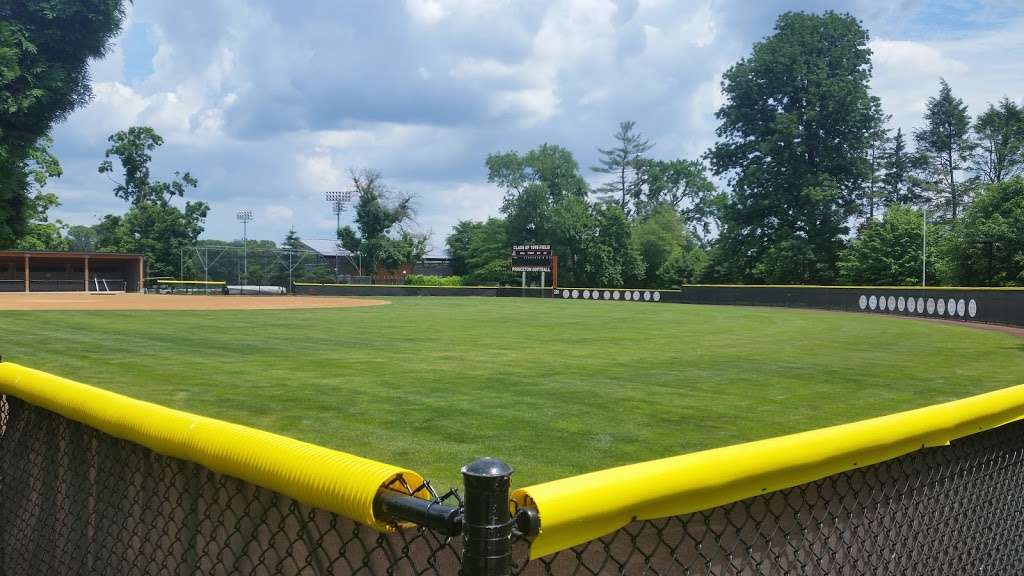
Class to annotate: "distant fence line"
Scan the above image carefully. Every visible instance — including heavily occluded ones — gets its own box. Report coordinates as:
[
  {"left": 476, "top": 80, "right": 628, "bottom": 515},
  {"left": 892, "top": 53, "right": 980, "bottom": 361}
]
[
  {"left": 292, "top": 282, "right": 1024, "bottom": 327},
  {"left": 677, "top": 284, "right": 1024, "bottom": 328}
]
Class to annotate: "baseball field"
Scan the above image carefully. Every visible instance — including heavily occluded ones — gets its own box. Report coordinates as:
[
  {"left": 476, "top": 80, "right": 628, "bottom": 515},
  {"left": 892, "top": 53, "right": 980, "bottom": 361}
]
[{"left": 2, "top": 293, "right": 1022, "bottom": 487}]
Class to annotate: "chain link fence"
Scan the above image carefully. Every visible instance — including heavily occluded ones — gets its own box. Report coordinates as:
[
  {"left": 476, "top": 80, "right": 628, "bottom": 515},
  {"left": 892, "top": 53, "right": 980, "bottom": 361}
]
[
  {"left": 517, "top": 418, "right": 1024, "bottom": 575},
  {"left": 3, "top": 379, "right": 1024, "bottom": 575},
  {"left": 0, "top": 394, "right": 465, "bottom": 576},
  {"left": 170, "top": 245, "right": 367, "bottom": 293}
]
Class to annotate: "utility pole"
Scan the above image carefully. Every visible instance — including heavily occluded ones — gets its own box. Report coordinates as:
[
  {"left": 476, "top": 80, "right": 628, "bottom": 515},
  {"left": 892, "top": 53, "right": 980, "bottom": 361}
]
[{"left": 237, "top": 209, "right": 254, "bottom": 287}]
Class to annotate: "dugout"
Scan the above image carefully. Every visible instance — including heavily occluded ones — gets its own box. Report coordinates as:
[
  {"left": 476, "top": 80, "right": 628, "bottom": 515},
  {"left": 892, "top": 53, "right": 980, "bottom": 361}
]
[{"left": 0, "top": 250, "right": 144, "bottom": 293}]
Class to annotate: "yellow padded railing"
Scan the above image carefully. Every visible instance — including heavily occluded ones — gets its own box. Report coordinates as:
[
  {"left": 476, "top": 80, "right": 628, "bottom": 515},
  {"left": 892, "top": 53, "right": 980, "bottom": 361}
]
[
  {"left": 513, "top": 383, "right": 1024, "bottom": 558},
  {"left": 0, "top": 362, "right": 422, "bottom": 531}
]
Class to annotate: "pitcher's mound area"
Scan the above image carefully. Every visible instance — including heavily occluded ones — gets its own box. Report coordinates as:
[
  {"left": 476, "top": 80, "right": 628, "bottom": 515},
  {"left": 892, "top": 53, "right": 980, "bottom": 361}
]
[{"left": 0, "top": 293, "right": 389, "bottom": 311}]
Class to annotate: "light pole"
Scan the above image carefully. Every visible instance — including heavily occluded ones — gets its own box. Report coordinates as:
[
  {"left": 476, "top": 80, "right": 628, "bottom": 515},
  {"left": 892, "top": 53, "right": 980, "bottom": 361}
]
[
  {"left": 236, "top": 209, "right": 254, "bottom": 287},
  {"left": 325, "top": 191, "right": 355, "bottom": 281},
  {"left": 921, "top": 206, "right": 927, "bottom": 287}
]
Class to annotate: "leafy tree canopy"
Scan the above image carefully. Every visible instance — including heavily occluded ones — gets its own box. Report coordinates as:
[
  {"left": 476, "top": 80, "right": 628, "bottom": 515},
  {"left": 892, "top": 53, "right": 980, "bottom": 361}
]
[
  {"left": 94, "top": 127, "right": 208, "bottom": 277},
  {"left": 708, "top": 11, "right": 881, "bottom": 283},
  {"left": 838, "top": 205, "right": 944, "bottom": 286},
  {"left": 914, "top": 79, "right": 974, "bottom": 221},
  {"left": 338, "top": 168, "right": 427, "bottom": 275},
  {"left": 948, "top": 178, "right": 1024, "bottom": 286},
  {"left": 0, "top": 0, "right": 125, "bottom": 247}
]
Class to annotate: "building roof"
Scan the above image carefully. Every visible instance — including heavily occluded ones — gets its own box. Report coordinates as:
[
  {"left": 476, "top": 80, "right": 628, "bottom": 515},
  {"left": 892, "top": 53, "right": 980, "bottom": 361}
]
[
  {"left": 299, "top": 239, "right": 352, "bottom": 257},
  {"left": 0, "top": 250, "right": 144, "bottom": 259}
]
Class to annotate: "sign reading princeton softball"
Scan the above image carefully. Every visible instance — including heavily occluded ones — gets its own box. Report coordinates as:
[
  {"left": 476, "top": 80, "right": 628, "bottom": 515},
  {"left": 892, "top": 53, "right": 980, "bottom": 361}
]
[{"left": 511, "top": 245, "right": 552, "bottom": 272}]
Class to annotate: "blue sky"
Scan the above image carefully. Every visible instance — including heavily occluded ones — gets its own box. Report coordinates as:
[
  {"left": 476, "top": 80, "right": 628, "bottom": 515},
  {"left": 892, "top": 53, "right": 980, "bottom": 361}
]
[{"left": 48, "top": 0, "right": 1024, "bottom": 255}]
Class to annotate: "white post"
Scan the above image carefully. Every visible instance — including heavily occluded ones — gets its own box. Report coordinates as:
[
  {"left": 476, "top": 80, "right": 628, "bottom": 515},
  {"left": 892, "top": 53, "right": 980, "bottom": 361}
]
[
  {"left": 540, "top": 271, "right": 545, "bottom": 291},
  {"left": 521, "top": 270, "right": 526, "bottom": 290},
  {"left": 921, "top": 206, "right": 927, "bottom": 287}
]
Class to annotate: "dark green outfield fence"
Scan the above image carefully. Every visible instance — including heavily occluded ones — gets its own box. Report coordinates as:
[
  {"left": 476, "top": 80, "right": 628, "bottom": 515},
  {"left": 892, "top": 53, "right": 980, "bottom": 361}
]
[
  {"left": 677, "top": 285, "right": 1024, "bottom": 328},
  {"left": 292, "top": 282, "right": 1023, "bottom": 327}
]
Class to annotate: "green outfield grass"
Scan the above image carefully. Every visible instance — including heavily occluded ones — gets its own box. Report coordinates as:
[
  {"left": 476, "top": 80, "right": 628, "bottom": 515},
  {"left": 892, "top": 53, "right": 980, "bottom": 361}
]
[{"left": 2, "top": 297, "right": 1023, "bottom": 487}]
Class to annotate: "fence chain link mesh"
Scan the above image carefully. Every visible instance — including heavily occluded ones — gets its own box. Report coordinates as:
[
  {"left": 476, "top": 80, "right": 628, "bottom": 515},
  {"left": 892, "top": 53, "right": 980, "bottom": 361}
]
[
  {"left": 515, "top": 419, "right": 1024, "bottom": 575},
  {"left": 2, "top": 392, "right": 1023, "bottom": 575},
  {"left": 0, "top": 395, "right": 461, "bottom": 576}
]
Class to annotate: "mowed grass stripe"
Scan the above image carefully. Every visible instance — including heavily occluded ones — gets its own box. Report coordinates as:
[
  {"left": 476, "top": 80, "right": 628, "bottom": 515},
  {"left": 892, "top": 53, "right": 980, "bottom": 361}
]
[{"left": 1, "top": 297, "right": 1022, "bottom": 486}]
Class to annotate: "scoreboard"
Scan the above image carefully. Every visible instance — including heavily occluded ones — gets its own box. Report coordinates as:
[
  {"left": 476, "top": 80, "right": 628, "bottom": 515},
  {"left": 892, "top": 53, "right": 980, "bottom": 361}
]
[{"left": 511, "top": 245, "right": 552, "bottom": 272}]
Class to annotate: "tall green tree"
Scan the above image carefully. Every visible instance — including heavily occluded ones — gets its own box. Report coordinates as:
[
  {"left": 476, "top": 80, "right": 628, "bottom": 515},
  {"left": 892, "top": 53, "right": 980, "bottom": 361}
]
[
  {"left": 592, "top": 121, "right": 654, "bottom": 215},
  {"left": 859, "top": 109, "right": 891, "bottom": 221},
  {"left": 94, "top": 127, "right": 209, "bottom": 277},
  {"left": 631, "top": 158, "right": 720, "bottom": 242},
  {"left": 914, "top": 79, "right": 974, "bottom": 221},
  {"left": 631, "top": 206, "right": 705, "bottom": 288},
  {"left": 707, "top": 11, "right": 881, "bottom": 283},
  {"left": 66, "top": 224, "right": 97, "bottom": 252},
  {"left": 0, "top": 0, "right": 125, "bottom": 247},
  {"left": 446, "top": 218, "right": 514, "bottom": 285},
  {"left": 970, "top": 98, "right": 1024, "bottom": 184},
  {"left": 838, "top": 205, "right": 943, "bottom": 285},
  {"left": 882, "top": 128, "right": 921, "bottom": 205},
  {"left": 99, "top": 126, "right": 198, "bottom": 205},
  {"left": 15, "top": 135, "right": 67, "bottom": 250},
  {"left": 488, "top": 143, "right": 590, "bottom": 246},
  {"left": 947, "top": 178, "right": 1024, "bottom": 286},
  {"left": 338, "top": 169, "right": 427, "bottom": 275}
]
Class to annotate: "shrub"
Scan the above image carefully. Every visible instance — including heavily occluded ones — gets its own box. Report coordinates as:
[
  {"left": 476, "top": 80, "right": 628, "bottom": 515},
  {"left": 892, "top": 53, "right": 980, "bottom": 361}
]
[{"left": 405, "top": 274, "right": 464, "bottom": 287}]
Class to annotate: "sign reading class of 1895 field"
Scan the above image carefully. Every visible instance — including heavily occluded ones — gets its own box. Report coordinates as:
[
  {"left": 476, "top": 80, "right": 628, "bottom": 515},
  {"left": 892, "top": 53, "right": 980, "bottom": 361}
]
[{"left": 511, "top": 245, "right": 552, "bottom": 272}]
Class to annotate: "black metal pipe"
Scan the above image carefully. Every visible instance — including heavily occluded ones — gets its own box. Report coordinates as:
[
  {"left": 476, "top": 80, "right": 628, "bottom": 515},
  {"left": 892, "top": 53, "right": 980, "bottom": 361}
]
[
  {"left": 461, "top": 457, "right": 514, "bottom": 576},
  {"left": 375, "top": 490, "right": 463, "bottom": 536}
]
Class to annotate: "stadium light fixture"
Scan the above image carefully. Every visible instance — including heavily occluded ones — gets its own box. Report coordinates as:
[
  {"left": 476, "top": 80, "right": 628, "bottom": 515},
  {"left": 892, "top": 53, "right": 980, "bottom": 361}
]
[
  {"left": 324, "top": 191, "right": 357, "bottom": 281},
  {"left": 237, "top": 210, "right": 254, "bottom": 286}
]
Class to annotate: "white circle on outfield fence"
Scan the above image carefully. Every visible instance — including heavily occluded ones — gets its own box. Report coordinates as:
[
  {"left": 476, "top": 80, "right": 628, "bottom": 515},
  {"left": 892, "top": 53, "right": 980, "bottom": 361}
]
[
  {"left": 572, "top": 289, "right": 579, "bottom": 299},
  {"left": 887, "top": 296, "right": 896, "bottom": 311},
  {"left": 613, "top": 291, "right": 620, "bottom": 300},
  {"left": 593, "top": 290, "right": 601, "bottom": 300},
  {"left": 957, "top": 299, "right": 965, "bottom": 317},
  {"left": 622, "top": 291, "right": 631, "bottom": 300},
  {"left": 583, "top": 289, "right": 591, "bottom": 299},
  {"left": 897, "top": 296, "right": 906, "bottom": 312},
  {"left": 947, "top": 299, "right": 956, "bottom": 316},
  {"left": 869, "top": 295, "right": 878, "bottom": 310},
  {"left": 643, "top": 291, "right": 652, "bottom": 301},
  {"left": 633, "top": 290, "right": 642, "bottom": 301},
  {"left": 879, "top": 296, "right": 888, "bottom": 311},
  {"left": 859, "top": 295, "right": 867, "bottom": 310},
  {"left": 562, "top": 290, "right": 570, "bottom": 299},
  {"left": 908, "top": 297, "right": 917, "bottom": 313},
  {"left": 603, "top": 291, "right": 611, "bottom": 300},
  {"left": 917, "top": 298, "right": 925, "bottom": 314},
  {"left": 969, "top": 299, "right": 977, "bottom": 318},
  {"left": 927, "top": 298, "right": 936, "bottom": 314},
  {"left": 937, "top": 299, "right": 946, "bottom": 315},
  {"left": 653, "top": 291, "right": 661, "bottom": 302}
]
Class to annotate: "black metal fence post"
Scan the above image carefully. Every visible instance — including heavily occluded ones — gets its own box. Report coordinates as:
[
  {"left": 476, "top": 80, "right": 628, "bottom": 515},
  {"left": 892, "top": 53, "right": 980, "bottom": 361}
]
[{"left": 461, "top": 457, "right": 514, "bottom": 576}]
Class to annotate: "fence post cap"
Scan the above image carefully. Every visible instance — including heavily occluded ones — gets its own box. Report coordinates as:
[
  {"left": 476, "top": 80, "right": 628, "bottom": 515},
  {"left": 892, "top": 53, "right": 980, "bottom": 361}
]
[{"left": 462, "top": 457, "right": 513, "bottom": 479}]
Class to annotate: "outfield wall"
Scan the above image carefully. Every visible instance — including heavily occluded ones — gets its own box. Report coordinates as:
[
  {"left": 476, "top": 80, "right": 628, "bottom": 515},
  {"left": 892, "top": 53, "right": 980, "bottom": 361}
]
[
  {"left": 293, "top": 283, "right": 557, "bottom": 298},
  {"left": 292, "top": 283, "right": 680, "bottom": 302},
  {"left": 678, "top": 285, "right": 1024, "bottom": 327}
]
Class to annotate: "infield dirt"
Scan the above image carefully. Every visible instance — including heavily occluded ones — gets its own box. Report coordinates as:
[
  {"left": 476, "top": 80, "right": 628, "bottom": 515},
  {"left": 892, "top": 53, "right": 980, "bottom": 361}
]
[{"left": 0, "top": 292, "right": 389, "bottom": 311}]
